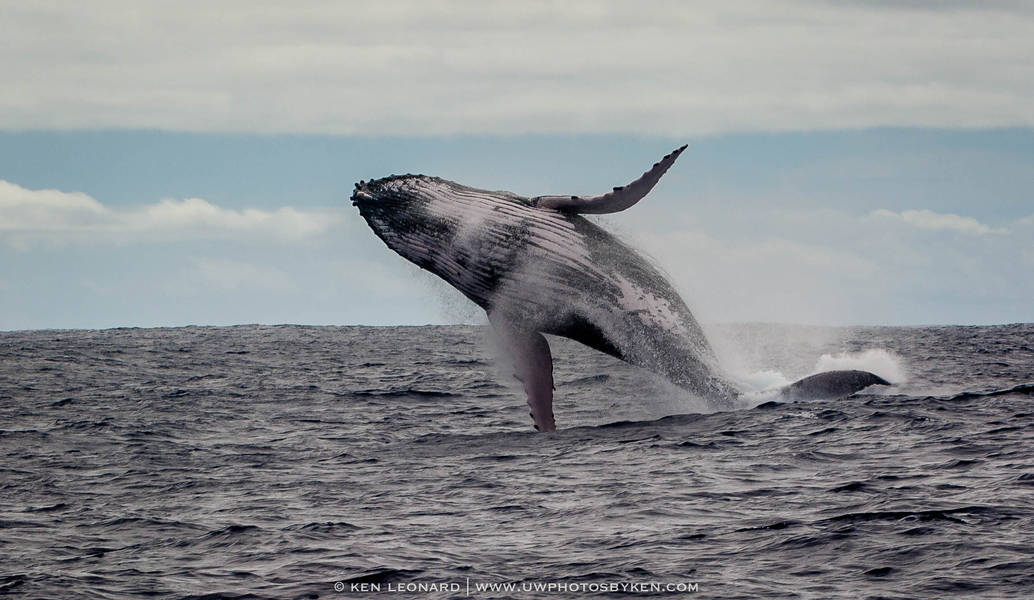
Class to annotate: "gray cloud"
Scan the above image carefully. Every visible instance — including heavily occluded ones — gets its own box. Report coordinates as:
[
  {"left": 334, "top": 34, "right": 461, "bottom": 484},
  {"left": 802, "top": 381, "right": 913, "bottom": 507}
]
[{"left": 2, "top": 0, "right": 1033, "bottom": 134}]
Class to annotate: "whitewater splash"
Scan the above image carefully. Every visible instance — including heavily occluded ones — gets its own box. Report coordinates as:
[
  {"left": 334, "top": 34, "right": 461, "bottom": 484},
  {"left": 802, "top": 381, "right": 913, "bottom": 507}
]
[
  {"left": 731, "top": 348, "right": 906, "bottom": 407},
  {"left": 815, "top": 349, "right": 907, "bottom": 384}
]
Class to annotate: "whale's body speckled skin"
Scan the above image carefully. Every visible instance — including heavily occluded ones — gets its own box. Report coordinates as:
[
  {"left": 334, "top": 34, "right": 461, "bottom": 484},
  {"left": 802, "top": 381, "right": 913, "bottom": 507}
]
[{"left": 352, "top": 147, "right": 888, "bottom": 431}]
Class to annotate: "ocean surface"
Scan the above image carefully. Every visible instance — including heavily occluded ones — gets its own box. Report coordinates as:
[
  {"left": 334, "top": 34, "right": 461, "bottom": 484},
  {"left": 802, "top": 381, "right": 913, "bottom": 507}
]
[{"left": 2, "top": 323, "right": 1033, "bottom": 599}]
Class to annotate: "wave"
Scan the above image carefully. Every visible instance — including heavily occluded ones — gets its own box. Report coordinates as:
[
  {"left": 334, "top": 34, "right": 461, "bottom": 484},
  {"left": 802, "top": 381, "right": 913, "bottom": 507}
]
[
  {"left": 950, "top": 382, "right": 1034, "bottom": 400},
  {"left": 351, "top": 388, "right": 460, "bottom": 398}
]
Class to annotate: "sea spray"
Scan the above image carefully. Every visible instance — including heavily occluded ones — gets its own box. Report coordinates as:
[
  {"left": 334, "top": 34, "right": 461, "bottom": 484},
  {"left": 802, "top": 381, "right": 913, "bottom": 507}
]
[{"left": 814, "top": 348, "right": 907, "bottom": 384}]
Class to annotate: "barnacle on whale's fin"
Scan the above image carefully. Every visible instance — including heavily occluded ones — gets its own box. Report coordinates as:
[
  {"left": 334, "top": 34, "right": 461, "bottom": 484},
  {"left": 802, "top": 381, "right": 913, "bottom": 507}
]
[{"left": 532, "top": 145, "right": 687, "bottom": 214}]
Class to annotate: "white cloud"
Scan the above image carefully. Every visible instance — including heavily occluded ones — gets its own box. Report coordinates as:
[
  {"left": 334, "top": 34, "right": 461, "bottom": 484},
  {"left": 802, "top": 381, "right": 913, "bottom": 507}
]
[
  {"left": 0, "top": 179, "right": 341, "bottom": 247},
  {"left": 0, "top": 180, "right": 106, "bottom": 223},
  {"left": 870, "top": 208, "right": 1006, "bottom": 235},
  {"left": 1, "top": 1, "right": 1032, "bottom": 134},
  {"left": 172, "top": 257, "right": 298, "bottom": 294}
]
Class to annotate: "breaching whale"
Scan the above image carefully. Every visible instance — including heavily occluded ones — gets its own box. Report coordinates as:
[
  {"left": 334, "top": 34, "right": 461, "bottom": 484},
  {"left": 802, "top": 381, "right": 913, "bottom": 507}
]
[{"left": 352, "top": 146, "right": 889, "bottom": 431}]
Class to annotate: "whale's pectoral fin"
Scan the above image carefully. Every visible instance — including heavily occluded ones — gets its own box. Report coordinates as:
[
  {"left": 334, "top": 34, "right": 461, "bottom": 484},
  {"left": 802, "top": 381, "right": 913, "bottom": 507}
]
[
  {"left": 489, "top": 314, "right": 556, "bottom": 432},
  {"left": 779, "top": 370, "right": 891, "bottom": 401},
  {"left": 531, "top": 144, "right": 687, "bottom": 214}
]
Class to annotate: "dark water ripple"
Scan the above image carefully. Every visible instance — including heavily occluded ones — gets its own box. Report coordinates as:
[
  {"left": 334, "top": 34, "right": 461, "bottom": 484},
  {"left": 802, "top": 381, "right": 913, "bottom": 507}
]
[{"left": 2, "top": 323, "right": 1034, "bottom": 598}]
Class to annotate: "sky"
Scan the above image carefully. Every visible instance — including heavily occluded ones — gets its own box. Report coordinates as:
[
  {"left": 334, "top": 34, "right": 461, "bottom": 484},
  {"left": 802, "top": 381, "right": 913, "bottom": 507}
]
[{"left": 1, "top": 1, "right": 1032, "bottom": 329}]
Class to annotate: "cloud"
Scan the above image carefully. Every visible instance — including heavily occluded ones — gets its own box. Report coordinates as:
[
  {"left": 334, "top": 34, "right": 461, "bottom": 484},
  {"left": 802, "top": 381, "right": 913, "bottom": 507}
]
[
  {"left": 171, "top": 257, "right": 298, "bottom": 294},
  {"left": 613, "top": 199, "right": 1034, "bottom": 325},
  {"left": 0, "top": 179, "right": 341, "bottom": 247},
  {"left": 870, "top": 208, "right": 1007, "bottom": 235},
  {"left": 1, "top": 1, "right": 1033, "bottom": 134},
  {"left": 628, "top": 226, "right": 880, "bottom": 324}
]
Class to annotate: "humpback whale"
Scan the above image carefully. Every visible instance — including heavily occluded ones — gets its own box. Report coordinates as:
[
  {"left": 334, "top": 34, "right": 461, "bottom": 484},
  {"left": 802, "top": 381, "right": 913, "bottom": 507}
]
[{"left": 352, "top": 146, "right": 889, "bottom": 431}]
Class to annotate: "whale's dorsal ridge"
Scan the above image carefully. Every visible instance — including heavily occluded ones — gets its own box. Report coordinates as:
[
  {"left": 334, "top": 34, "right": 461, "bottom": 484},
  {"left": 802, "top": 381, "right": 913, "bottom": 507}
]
[{"left": 531, "top": 144, "right": 687, "bottom": 215}]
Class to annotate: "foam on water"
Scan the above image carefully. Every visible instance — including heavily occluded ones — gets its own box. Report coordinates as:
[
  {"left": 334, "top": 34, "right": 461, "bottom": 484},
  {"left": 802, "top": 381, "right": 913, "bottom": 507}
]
[{"left": 728, "top": 368, "right": 791, "bottom": 407}]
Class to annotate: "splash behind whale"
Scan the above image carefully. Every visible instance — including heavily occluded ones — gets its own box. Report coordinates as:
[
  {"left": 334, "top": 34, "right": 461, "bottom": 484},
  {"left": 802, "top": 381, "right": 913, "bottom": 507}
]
[{"left": 352, "top": 146, "right": 888, "bottom": 431}]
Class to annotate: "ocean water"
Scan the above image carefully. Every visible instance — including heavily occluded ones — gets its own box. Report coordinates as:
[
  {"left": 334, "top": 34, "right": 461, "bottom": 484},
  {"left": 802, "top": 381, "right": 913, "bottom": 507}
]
[{"left": 2, "top": 323, "right": 1033, "bottom": 599}]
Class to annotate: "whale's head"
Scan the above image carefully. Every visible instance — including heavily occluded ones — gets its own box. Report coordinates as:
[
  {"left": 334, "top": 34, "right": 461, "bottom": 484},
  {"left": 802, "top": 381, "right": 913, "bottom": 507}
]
[
  {"left": 352, "top": 174, "right": 533, "bottom": 307},
  {"left": 351, "top": 175, "right": 468, "bottom": 271}
]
